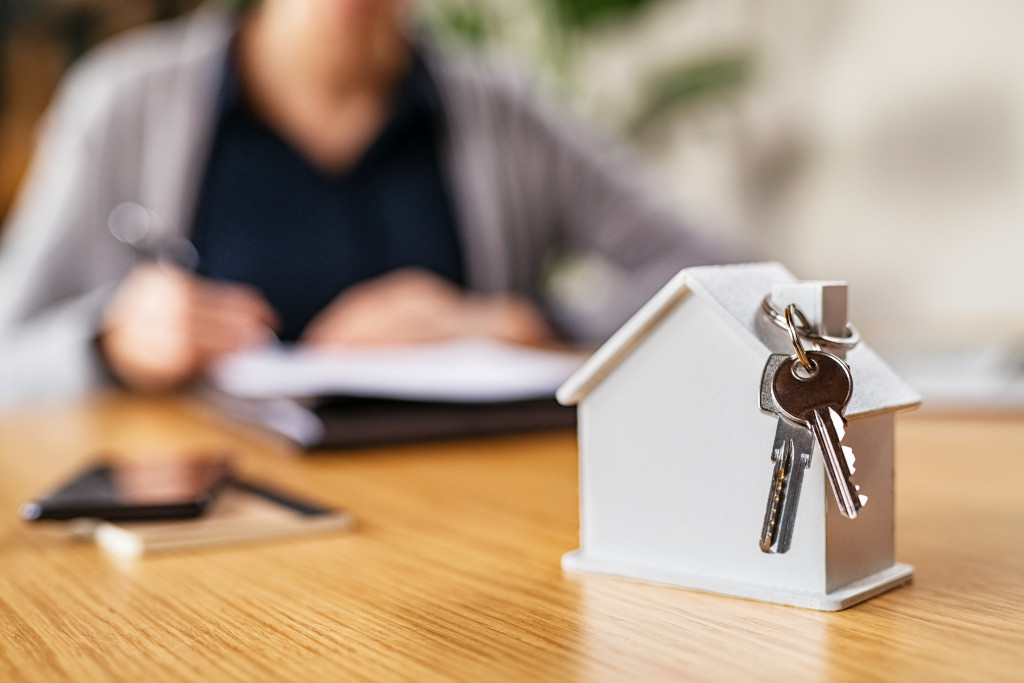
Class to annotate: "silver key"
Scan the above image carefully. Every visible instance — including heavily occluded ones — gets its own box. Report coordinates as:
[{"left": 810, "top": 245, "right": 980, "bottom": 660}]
[
  {"left": 759, "top": 418, "right": 813, "bottom": 553},
  {"left": 772, "top": 349, "right": 866, "bottom": 519},
  {"left": 759, "top": 354, "right": 814, "bottom": 554}
]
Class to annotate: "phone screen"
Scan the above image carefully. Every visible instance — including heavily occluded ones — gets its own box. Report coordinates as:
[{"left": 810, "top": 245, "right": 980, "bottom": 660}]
[{"left": 21, "top": 458, "right": 233, "bottom": 521}]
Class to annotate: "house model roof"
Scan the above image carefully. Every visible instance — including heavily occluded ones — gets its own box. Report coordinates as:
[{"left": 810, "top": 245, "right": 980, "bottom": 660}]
[{"left": 556, "top": 262, "right": 921, "bottom": 418}]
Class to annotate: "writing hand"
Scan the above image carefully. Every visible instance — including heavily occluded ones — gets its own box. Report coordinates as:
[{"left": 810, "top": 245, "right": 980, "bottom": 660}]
[
  {"left": 300, "top": 268, "right": 556, "bottom": 348},
  {"left": 99, "top": 264, "right": 279, "bottom": 392}
]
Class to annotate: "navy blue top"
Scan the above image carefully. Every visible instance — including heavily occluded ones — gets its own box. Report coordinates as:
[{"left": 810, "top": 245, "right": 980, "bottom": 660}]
[{"left": 189, "top": 51, "right": 465, "bottom": 341}]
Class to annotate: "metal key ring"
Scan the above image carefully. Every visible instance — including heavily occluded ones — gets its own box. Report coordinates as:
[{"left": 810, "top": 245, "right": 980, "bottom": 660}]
[
  {"left": 760, "top": 295, "right": 860, "bottom": 349},
  {"left": 784, "top": 304, "right": 815, "bottom": 372}
]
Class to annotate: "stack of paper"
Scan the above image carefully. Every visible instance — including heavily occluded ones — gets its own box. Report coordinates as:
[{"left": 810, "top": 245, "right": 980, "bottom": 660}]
[{"left": 210, "top": 339, "right": 586, "bottom": 403}]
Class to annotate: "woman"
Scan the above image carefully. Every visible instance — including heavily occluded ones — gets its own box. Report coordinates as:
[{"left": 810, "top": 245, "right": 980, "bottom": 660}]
[{"left": 0, "top": 0, "right": 734, "bottom": 404}]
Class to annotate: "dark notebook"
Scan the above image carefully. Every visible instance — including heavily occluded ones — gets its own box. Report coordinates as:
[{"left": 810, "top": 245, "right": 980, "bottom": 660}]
[{"left": 203, "top": 340, "right": 583, "bottom": 450}]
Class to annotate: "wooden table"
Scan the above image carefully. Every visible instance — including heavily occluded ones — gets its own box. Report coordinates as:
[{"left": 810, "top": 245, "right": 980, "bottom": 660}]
[{"left": 1, "top": 395, "right": 1022, "bottom": 681}]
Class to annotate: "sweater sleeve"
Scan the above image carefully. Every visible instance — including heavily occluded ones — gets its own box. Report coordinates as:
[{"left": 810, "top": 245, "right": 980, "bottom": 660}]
[
  {"left": 0, "top": 59, "right": 124, "bottom": 408},
  {"left": 501, "top": 78, "right": 746, "bottom": 342},
  {"left": 432, "top": 49, "right": 749, "bottom": 343}
]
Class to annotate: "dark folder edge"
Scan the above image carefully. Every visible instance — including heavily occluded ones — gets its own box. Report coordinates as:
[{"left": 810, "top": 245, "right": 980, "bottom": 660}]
[
  {"left": 200, "top": 388, "right": 576, "bottom": 451},
  {"left": 308, "top": 396, "right": 577, "bottom": 451}
]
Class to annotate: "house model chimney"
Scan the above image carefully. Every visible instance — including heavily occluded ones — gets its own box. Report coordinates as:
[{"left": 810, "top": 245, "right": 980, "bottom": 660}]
[{"left": 770, "top": 281, "right": 849, "bottom": 345}]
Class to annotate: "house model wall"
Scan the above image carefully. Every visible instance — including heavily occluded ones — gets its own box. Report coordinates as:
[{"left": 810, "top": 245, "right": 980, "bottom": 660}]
[{"left": 557, "top": 262, "right": 920, "bottom": 610}]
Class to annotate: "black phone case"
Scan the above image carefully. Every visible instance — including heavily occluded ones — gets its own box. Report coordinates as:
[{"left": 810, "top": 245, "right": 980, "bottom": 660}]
[{"left": 21, "top": 460, "right": 232, "bottom": 522}]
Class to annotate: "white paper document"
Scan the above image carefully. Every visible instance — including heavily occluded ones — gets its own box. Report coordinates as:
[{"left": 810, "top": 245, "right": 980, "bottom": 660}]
[{"left": 210, "top": 339, "right": 586, "bottom": 403}]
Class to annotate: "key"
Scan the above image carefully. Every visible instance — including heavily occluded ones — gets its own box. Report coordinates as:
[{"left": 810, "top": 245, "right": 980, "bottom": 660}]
[
  {"left": 759, "top": 417, "right": 813, "bottom": 553},
  {"left": 759, "top": 354, "right": 815, "bottom": 554},
  {"left": 772, "top": 349, "right": 866, "bottom": 519}
]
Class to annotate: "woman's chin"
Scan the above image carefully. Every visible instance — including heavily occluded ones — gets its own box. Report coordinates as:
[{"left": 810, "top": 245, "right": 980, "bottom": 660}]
[{"left": 310, "top": 0, "right": 401, "bottom": 26}]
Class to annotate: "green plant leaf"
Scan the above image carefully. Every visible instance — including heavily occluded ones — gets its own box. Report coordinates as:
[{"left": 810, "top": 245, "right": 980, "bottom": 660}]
[
  {"left": 430, "top": 4, "right": 496, "bottom": 46},
  {"left": 543, "top": 0, "right": 659, "bottom": 31},
  {"left": 629, "top": 53, "right": 751, "bottom": 135}
]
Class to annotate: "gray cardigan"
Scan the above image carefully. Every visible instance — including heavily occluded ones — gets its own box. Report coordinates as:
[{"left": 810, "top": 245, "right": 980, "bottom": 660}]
[{"left": 0, "top": 8, "right": 732, "bottom": 407}]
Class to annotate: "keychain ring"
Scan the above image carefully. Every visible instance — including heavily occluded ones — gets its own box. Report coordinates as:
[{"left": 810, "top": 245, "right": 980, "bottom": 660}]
[
  {"left": 784, "top": 304, "right": 815, "bottom": 372},
  {"left": 760, "top": 295, "right": 860, "bottom": 349}
]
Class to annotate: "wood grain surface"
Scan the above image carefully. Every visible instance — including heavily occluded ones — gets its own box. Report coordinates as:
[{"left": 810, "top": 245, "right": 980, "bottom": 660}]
[{"left": 0, "top": 394, "right": 1021, "bottom": 682}]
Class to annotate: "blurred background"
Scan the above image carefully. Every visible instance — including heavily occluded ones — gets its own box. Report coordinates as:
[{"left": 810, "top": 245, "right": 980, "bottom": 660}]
[{"left": 2, "top": 0, "right": 1022, "bottom": 405}]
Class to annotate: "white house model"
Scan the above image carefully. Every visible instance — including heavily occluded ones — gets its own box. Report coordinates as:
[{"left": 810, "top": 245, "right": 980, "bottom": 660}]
[{"left": 556, "top": 262, "right": 920, "bottom": 610}]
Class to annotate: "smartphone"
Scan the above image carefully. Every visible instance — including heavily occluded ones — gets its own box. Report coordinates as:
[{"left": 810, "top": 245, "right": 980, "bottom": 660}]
[{"left": 20, "top": 457, "right": 233, "bottom": 522}]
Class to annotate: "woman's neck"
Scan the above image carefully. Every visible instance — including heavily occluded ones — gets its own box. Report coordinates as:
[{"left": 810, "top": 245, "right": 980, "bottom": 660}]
[{"left": 236, "top": 5, "right": 410, "bottom": 170}]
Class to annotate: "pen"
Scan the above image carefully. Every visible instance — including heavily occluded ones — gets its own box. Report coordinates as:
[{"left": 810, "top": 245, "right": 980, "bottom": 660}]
[
  {"left": 108, "top": 201, "right": 280, "bottom": 346},
  {"left": 108, "top": 201, "right": 200, "bottom": 272}
]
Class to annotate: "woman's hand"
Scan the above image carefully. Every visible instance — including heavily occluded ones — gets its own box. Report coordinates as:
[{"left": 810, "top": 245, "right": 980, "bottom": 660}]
[
  {"left": 99, "top": 264, "right": 278, "bottom": 392},
  {"left": 301, "top": 268, "right": 556, "bottom": 348}
]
